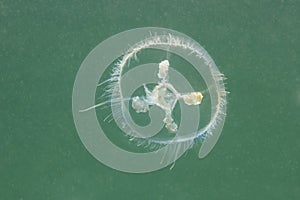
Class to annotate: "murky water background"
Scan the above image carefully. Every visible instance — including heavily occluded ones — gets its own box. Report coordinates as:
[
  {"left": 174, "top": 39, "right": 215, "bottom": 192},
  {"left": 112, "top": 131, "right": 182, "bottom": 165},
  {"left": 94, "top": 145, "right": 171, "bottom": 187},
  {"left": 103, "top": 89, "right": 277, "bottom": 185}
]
[{"left": 1, "top": 0, "right": 299, "bottom": 199}]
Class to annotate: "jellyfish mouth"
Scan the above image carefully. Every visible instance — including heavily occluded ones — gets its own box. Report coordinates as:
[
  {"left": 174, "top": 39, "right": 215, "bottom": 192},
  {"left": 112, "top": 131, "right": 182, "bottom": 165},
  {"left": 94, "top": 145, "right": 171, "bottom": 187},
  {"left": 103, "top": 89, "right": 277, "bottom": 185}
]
[{"left": 131, "top": 60, "right": 203, "bottom": 133}]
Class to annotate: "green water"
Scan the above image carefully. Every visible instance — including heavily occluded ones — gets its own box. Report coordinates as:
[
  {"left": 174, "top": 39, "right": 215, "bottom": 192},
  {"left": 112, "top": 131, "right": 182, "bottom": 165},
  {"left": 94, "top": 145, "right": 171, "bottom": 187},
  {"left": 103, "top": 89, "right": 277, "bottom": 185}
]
[{"left": 1, "top": 0, "right": 299, "bottom": 199}]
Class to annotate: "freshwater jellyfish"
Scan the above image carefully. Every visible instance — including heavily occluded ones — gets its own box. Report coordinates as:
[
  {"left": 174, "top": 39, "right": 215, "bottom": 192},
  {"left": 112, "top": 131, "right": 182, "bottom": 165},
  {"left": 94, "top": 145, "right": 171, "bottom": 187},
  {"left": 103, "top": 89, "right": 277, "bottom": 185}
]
[{"left": 79, "top": 30, "right": 227, "bottom": 169}]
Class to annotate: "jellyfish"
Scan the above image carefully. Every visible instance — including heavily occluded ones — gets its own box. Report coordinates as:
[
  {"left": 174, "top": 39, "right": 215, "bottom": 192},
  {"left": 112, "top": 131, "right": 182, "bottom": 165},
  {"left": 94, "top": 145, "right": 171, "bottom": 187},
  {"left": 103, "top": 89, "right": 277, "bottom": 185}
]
[{"left": 73, "top": 28, "right": 227, "bottom": 173}]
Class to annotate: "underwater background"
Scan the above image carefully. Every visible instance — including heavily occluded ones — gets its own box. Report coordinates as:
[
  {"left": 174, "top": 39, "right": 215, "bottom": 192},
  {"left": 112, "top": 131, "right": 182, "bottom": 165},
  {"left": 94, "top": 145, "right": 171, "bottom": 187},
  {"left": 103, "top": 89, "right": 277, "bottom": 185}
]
[{"left": 1, "top": 0, "right": 299, "bottom": 199}]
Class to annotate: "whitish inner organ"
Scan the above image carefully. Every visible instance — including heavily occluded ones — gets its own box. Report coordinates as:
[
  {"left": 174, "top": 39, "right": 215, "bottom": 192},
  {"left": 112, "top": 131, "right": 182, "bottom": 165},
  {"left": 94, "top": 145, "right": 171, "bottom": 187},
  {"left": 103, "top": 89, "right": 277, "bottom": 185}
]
[{"left": 132, "top": 60, "right": 203, "bottom": 132}]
